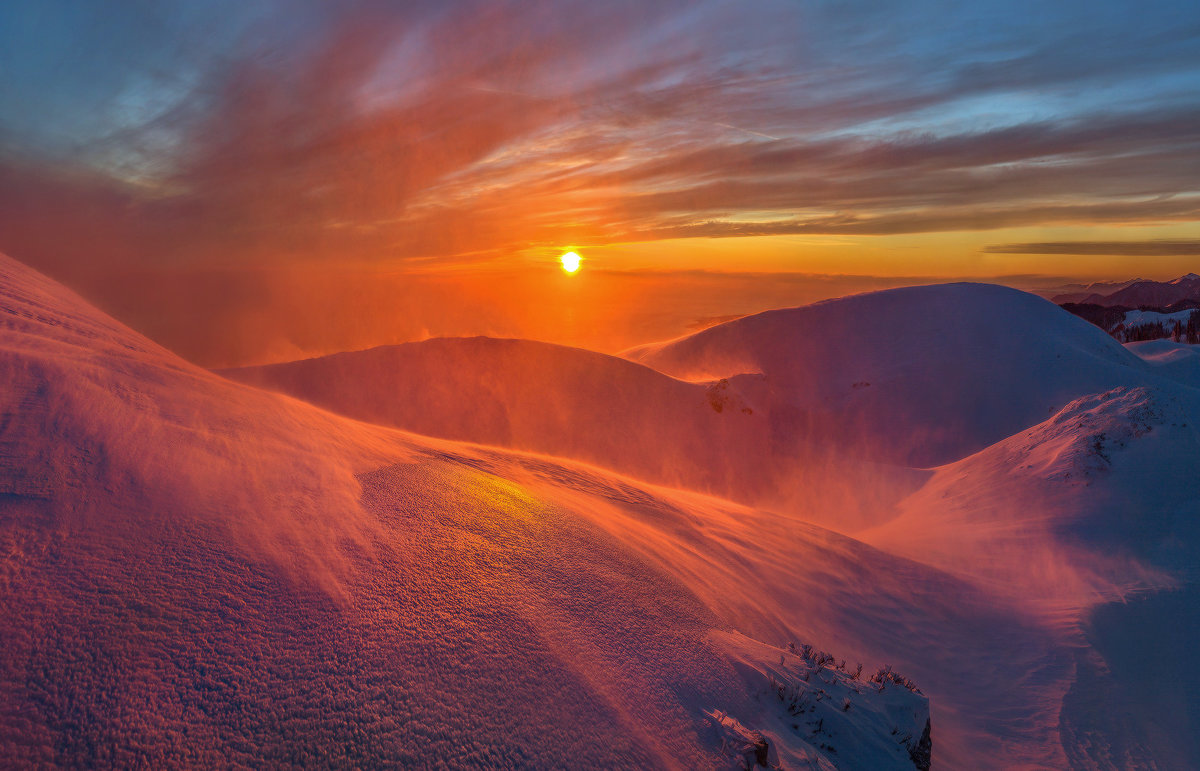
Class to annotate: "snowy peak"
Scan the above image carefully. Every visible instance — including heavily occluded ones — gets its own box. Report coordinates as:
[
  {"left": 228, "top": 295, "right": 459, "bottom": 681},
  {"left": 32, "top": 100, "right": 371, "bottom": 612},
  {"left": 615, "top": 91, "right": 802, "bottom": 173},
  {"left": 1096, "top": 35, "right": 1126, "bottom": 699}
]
[
  {"left": 1058, "top": 274, "right": 1200, "bottom": 344},
  {"left": 1049, "top": 279, "right": 1143, "bottom": 304}
]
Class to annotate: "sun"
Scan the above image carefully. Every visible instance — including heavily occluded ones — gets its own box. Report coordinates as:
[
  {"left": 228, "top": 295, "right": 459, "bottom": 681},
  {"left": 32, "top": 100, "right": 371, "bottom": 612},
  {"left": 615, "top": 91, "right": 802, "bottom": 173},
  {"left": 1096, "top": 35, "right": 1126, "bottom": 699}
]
[{"left": 560, "top": 251, "right": 582, "bottom": 274}]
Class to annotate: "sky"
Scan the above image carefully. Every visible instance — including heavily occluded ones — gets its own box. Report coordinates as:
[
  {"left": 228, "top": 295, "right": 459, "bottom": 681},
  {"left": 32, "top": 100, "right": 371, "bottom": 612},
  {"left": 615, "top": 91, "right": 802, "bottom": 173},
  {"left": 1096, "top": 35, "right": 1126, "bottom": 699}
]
[{"left": 2, "top": 0, "right": 1199, "bottom": 366}]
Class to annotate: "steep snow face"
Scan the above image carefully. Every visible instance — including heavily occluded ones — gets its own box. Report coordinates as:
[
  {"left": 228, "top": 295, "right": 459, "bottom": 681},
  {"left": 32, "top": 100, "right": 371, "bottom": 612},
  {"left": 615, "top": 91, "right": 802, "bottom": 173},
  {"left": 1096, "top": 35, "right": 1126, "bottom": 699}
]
[{"left": 626, "top": 283, "right": 1150, "bottom": 465}]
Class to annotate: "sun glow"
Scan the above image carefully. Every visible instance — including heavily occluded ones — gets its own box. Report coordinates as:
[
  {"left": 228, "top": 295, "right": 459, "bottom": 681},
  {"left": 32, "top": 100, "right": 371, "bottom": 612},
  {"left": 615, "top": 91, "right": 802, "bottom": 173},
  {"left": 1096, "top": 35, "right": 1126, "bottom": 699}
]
[{"left": 560, "top": 251, "right": 582, "bottom": 274}]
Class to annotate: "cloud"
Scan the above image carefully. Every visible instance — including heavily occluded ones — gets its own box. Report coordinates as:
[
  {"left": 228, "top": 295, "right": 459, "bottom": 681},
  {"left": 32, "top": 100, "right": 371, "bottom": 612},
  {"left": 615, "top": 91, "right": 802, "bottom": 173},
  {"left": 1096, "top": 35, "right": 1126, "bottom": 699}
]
[
  {"left": 4, "top": 1, "right": 1199, "bottom": 267},
  {"left": 1, "top": 0, "right": 1199, "bottom": 363},
  {"left": 984, "top": 240, "right": 1200, "bottom": 257}
]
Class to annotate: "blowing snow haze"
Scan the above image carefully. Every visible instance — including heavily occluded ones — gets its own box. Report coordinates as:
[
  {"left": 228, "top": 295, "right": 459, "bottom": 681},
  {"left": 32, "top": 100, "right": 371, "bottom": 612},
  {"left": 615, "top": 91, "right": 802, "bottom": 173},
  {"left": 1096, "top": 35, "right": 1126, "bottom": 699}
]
[{"left": 3, "top": 1, "right": 1200, "bottom": 769}]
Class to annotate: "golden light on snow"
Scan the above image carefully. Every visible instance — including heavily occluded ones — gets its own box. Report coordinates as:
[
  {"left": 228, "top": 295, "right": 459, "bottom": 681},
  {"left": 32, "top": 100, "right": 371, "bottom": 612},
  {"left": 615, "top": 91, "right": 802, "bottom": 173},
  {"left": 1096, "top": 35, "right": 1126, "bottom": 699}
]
[{"left": 560, "top": 251, "right": 582, "bottom": 274}]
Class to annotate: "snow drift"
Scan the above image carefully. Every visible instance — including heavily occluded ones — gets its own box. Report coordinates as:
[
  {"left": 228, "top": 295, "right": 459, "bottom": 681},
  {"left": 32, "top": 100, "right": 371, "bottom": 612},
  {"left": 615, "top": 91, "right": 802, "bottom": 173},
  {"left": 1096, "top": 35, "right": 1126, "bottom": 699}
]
[{"left": 1127, "top": 338, "right": 1200, "bottom": 386}]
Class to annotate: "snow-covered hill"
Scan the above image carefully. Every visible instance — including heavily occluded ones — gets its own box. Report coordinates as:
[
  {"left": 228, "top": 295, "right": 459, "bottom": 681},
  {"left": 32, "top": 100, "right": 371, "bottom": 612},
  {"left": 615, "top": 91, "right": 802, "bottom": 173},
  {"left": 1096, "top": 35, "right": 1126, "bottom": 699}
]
[
  {"left": 625, "top": 283, "right": 1154, "bottom": 466},
  {"left": 860, "top": 381, "right": 1200, "bottom": 768},
  {"left": 224, "top": 337, "right": 772, "bottom": 501},
  {"left": 230, "top": 284, "right": 1174, "bottom": 534},
  {"left": 224, "top": 337, "right": 929, "bottom": 531},
  {"left": 863, "top": 385, "right": 1200, "bottom": 603}
]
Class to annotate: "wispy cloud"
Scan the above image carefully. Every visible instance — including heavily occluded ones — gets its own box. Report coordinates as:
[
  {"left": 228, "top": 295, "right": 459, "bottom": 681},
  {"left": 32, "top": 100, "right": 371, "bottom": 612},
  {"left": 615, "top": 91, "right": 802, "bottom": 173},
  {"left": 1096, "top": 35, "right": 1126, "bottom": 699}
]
[
  {"left": 2, "top": 0, "right": 1198, "bottom": 269},
  {"left": 984, "top": 239, "right": 1200, "bottom": 256}
]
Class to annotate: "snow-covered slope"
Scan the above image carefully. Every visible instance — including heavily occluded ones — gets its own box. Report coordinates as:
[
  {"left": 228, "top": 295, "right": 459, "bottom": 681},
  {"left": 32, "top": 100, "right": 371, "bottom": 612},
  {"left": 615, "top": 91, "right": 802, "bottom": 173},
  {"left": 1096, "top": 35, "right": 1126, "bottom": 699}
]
[
  {"left": 861, "top": 383, "right": 1200, "bottom": 768},
  {"left": 625, "top": 283, "right": 1152, "bottom": 466},
  {"left": 224, "top": 337, "right": 927, "bottom": 531},
  {"left": 5, "top": 252, "right": 1199, "bottom": 768},
  {"left": 0, "top": 251, "right": 980, "bottom": 769},
  {"left": 224, "top": 337, "right": 771, "bottom": 501},
  {"left": 226, "top": 283, "right": 1162, "bottom": 530},
  {"left": 1121, "top": 308, "right": 1196, "bottom": 327},
  {"left": 1127, "top": 338, "right": 1200, "bottom": 388},
  {"left": 863, "top": 385, "right": 1199, "bottom": 603},
  {"left": 707, "top": 631, "right": 930, "bottom": 770}
]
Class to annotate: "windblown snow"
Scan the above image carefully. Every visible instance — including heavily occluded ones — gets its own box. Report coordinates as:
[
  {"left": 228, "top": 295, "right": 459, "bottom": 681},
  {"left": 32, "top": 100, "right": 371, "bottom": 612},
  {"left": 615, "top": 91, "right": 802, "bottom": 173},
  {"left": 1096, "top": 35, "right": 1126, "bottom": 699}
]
[{"left": 3, "top": 254, "right": 1199, "bottom": 769}]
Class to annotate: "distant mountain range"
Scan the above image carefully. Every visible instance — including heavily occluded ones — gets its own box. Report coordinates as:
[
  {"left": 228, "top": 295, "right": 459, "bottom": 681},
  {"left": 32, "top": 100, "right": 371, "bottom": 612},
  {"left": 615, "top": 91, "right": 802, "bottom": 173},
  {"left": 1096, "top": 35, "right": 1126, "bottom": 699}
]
[
  {"left": 1056, "top": 273, "right": 1200, "bottom": 343},
  {"left": 1053, "top": 273, "right": 1200, "bottom": 307},
  {"left": 1049, "top": 278, "right": 1143, "bottom": 304}
]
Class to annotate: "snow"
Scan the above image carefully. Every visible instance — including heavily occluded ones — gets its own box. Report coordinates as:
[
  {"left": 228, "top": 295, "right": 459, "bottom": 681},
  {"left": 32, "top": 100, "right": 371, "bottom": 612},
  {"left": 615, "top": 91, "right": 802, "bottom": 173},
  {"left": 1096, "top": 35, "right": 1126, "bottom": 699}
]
[
  {"left": 860, "top": 381, "right": 1200, "bottom": 768},
  {"left": 224, "top": 337, "right": 931, "bottom": 532},
  {"left": 1121, "top": 308, "right": 1196, "bottom": 326},
  {"left": 862, "top": 385, "right": 1197, "bottom": 607},
  {"left": 1126, "top": 339, "right": 1200, "bottom": 385},
  {"left": 623, "top": 283, "right": 1152, "bottom": 466},
  {"left": 223, "top": 337, "right": 771, "bottom": 506},
  {"left": 707, "top": 631, "right": 930, "bottom": 770},
  {"left": 229, "top": 283, "right": 1172, "bottom": 535},
  {"left": 0, "top": 251, "right": 951, "bottom": 767},
  {"left": 4, "top": 252, "right": 1200, "bottom": 768},
  {"left": 1084, "top": 273, "right": 1200, "bottom": 308}
]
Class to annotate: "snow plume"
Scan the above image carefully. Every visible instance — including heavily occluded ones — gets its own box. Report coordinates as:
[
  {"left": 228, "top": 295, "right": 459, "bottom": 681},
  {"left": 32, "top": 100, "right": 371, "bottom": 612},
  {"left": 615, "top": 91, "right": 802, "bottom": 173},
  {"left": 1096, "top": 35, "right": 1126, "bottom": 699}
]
[{"left": 224, "top": 336, "right": 928, "bottom": 534}]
